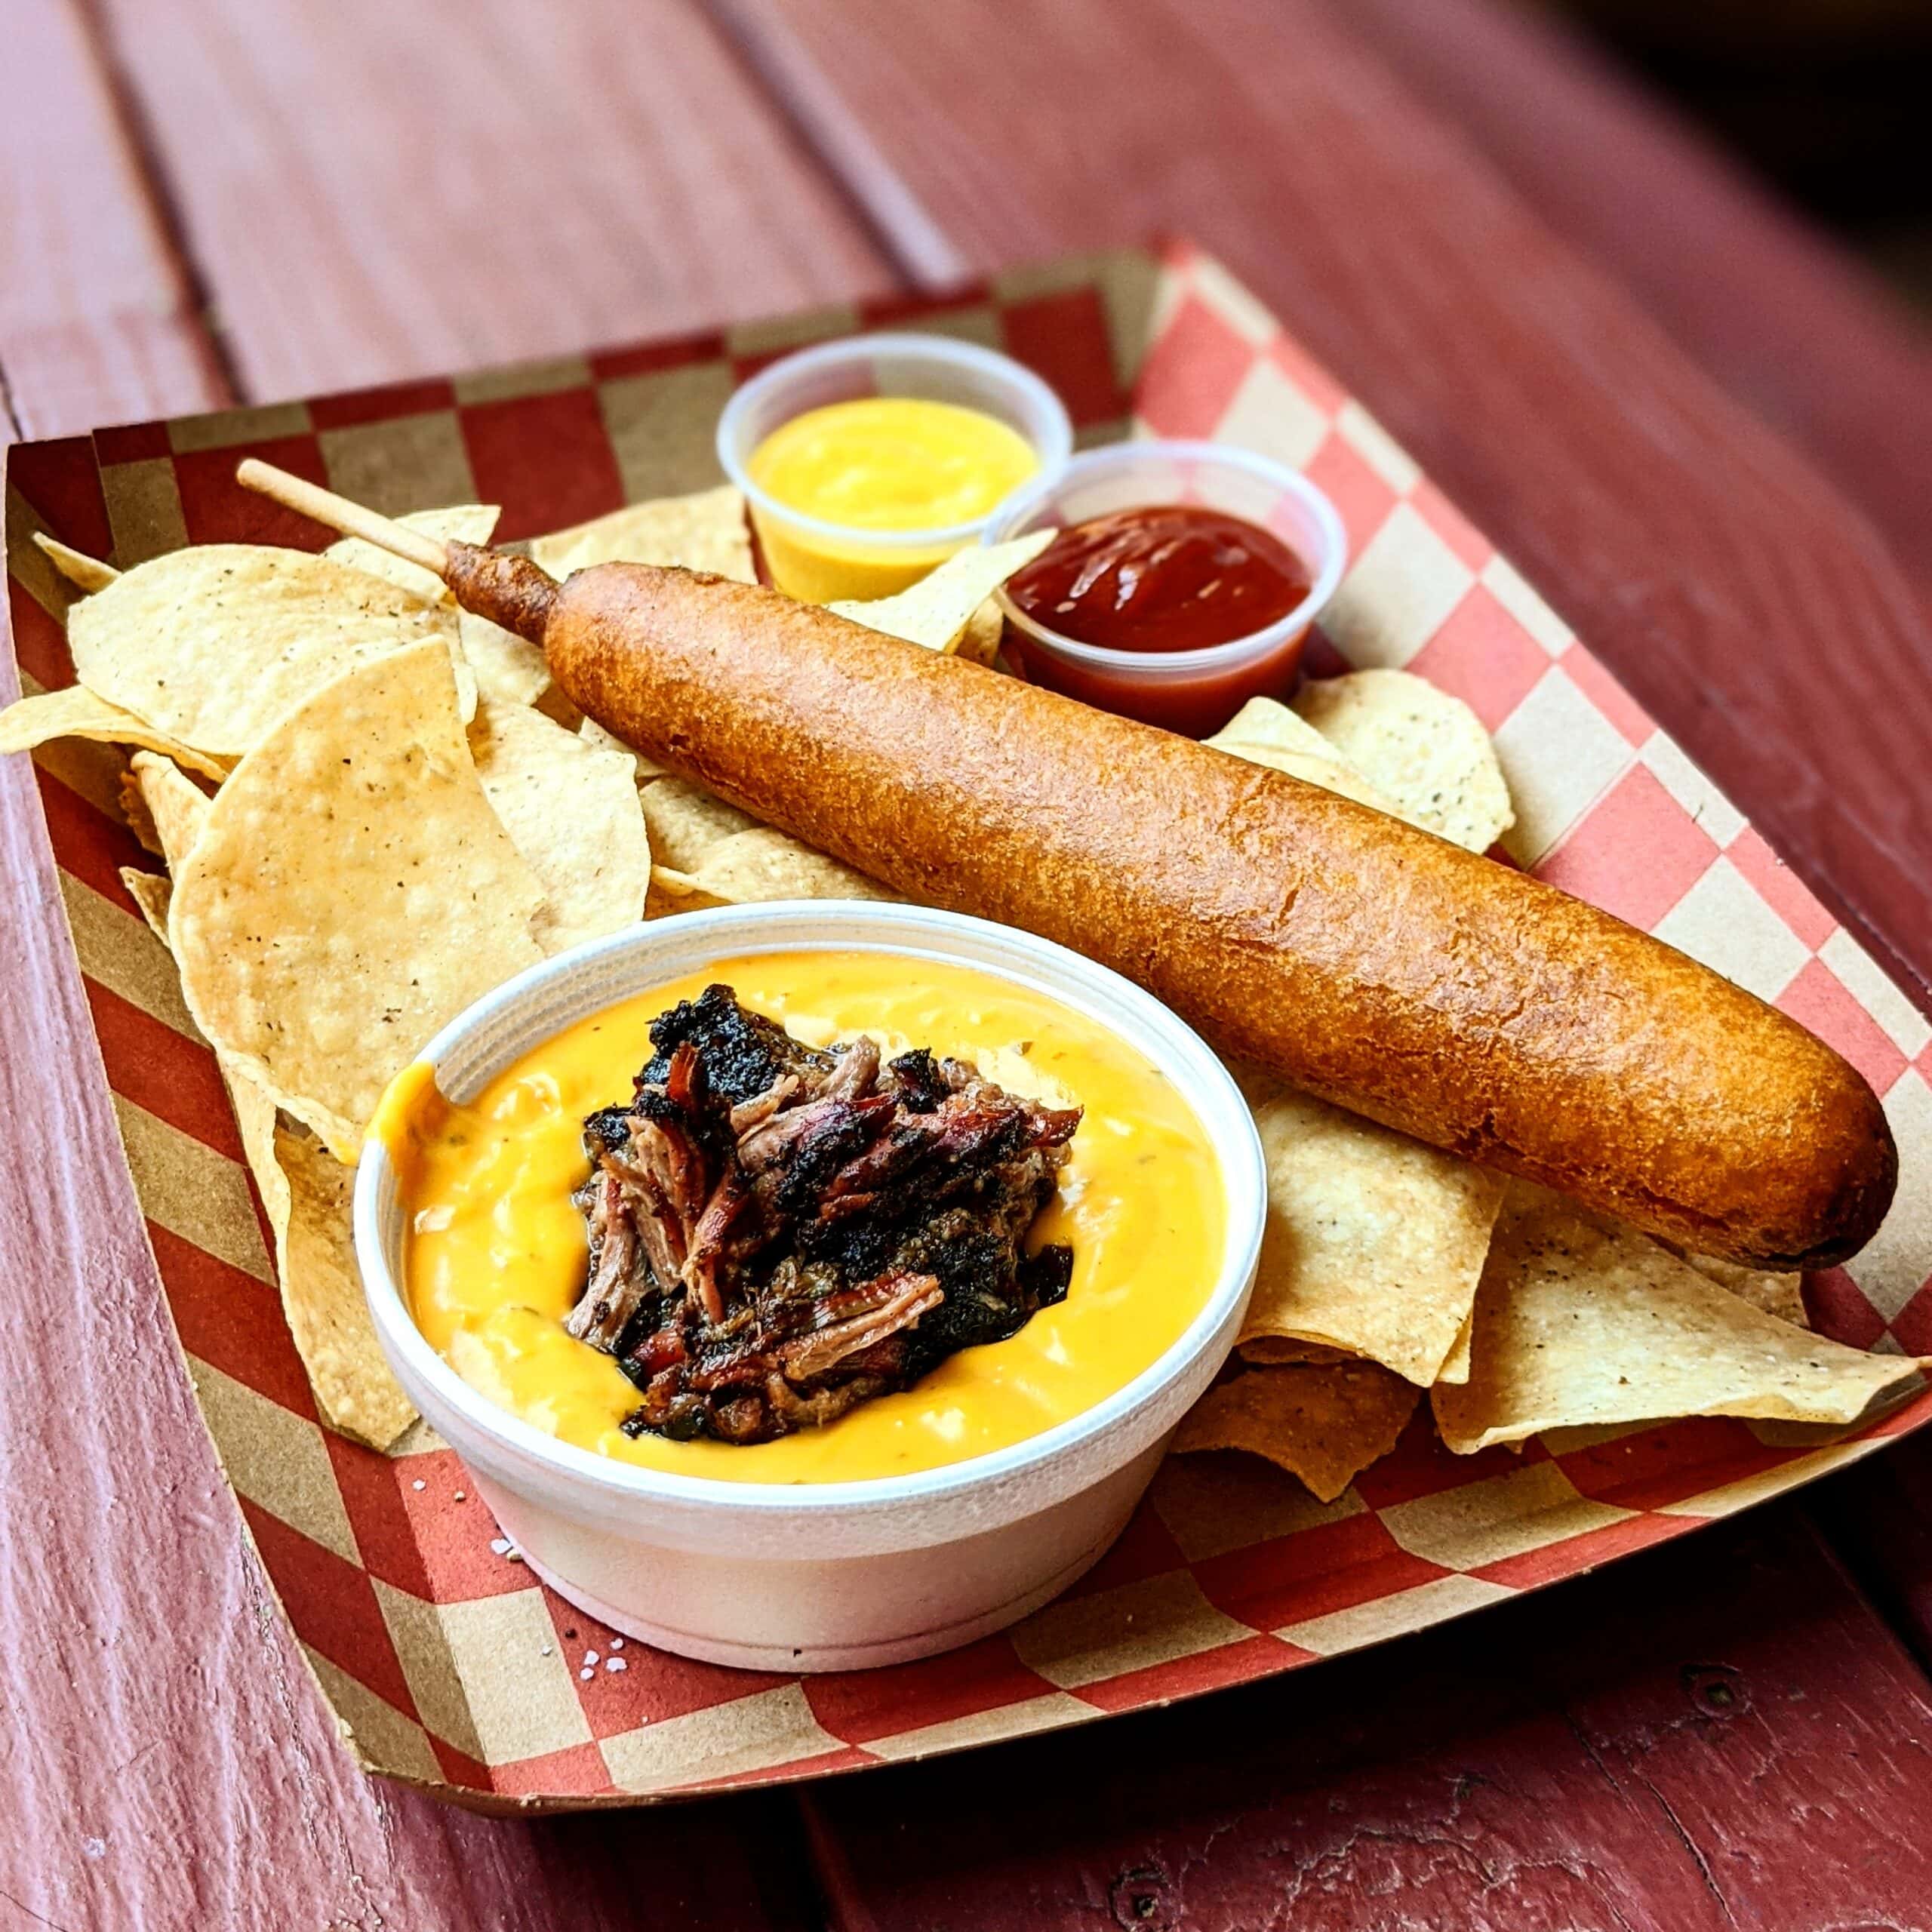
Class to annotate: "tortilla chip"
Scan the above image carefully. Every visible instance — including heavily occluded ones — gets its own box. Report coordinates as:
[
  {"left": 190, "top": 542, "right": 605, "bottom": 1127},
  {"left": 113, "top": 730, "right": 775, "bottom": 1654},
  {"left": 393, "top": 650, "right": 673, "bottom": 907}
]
[
  {"left": 119, "top": 863, "right": 288, "bottom": 1217},
  {"left": 956, "top": 597, "right": 1007, "bottom": 668},
  {"left": 32, "top": 532, "right": 119, "bottom": 593},
  {"left": 1683, "top": 1254, "right": 1807, "bottom": 1328},
  {"left": 120, "top": 866, "right": 174, "bottom": 944},
  {"left": 119, "top": 772, "right": 163, "bottom": 856},
  {"left": 576, "top": 715, "right": 634, "bottom": 768},
  {"left": 653, "top": 828, "right": 897, "bottom": 909},
  {"left": 1174, "top": 1362, "right": 1419, "bottom": 1503},
  {"left": 273, "top": 1125, "right": 416, "bottom": 1449},
  {"left": 644, "top": 873, "right": 700, "bottom": 921},
  {"left": 460, "top": 614, "right": 553, "bottom": 709},
  {"left": 579, "top": 713, "right": 666, "bottom": 781},
  {"left": 1433, "top": 1184, "right": 1925, "bottom": 1453},
  {"left": 225, "top": 1057, "right": 291, "bottom": 1276},
  {"left": 0, "top": 683, "right": 230, "bottom": 782},
  {"left": 329, "top": 509, "right": 506, "bottom": 717},
  {"left": 1237, "top": 1337, "right": 1353, "bottom": 1367},
  {"left": 68, "top": 545, "right": 460, "bottom": 758},
  {"left": 325, "top": 504, "right": 499, "bottom": 605},
  {"left": 168, "top": 641, "right": 546, "bottom": 1158},
  {"left": 1537, "top": 1199, "right": 1809, "bottom": 1335},
  {"left": 638, "top": 777, "right": 760, "bottom": 870},
  {"left": 468, "top": 697, "right": 651, "bottom": 952},
  {"left": 530, "top": 484, "right": 755, "bottom": 583},
  {"left": 1211, "top": 695, "right": 1344, "bottom": 765},
  {"left": 1294, "top": 669, "right": 1513, "bottom": 853},
  {"left": 128, "top": 749, "right": 212, "bottom": 866},
  {"left": 1236, "top": 1069, "right": 1506, "bottom": 1386},
  {"left": 829, "top": 531, "right": 1054, "bottom": 653},
  {"left": 531, "top": 685, "right": 585, "bottom": 734},
  {"left": 1205, "top": 698, "right": 1404, "bottom": 819},
  {"left": 1226, "top": 744, "right": 1396, "bottom": 817},
  {"left": 118, "top": 858, "right": 411, "bottom": 1446}
]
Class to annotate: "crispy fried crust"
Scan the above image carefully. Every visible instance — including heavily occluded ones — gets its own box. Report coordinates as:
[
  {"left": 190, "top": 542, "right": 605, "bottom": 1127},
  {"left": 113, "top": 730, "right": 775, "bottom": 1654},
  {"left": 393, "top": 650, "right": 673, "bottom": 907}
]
[
  {"left": 445, "top": 542, "right": 557, "bottom": 644},
  {"left": 544, "top": 564, "right": 1897, "bottom": 1269}
]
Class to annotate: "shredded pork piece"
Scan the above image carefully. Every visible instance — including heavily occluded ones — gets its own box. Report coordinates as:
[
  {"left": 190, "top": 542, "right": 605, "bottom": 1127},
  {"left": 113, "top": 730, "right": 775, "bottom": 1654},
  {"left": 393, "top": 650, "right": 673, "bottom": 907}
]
[{"left": 565, "top": 984, "right": 1080, "bottom": 1445}]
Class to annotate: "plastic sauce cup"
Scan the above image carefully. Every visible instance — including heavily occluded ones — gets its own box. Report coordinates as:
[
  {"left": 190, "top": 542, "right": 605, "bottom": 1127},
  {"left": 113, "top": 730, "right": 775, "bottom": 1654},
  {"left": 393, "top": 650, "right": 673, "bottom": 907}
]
[
  {"left": 989, "top": 441, "right": 1347, "bottom": 737},
  {"left": 717, "top": 334, "right": 1073, "bottom": 604}
]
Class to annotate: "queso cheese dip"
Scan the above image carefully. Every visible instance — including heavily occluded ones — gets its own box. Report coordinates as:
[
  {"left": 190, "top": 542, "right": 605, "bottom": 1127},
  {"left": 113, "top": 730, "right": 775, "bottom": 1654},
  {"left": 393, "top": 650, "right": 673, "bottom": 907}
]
[
  {"left": 745, "top": 397, "right": 1040, "bottom": 602},
  {"left": 382, "top": 951, "right": 1227, "bottom": 1484}
]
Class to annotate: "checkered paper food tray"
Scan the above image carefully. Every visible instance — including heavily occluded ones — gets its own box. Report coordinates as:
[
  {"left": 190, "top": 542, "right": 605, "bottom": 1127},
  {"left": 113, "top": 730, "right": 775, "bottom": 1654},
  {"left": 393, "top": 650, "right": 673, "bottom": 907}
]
[{"left": 7, "top": 241, "right": 1931, "bottom": 1811}]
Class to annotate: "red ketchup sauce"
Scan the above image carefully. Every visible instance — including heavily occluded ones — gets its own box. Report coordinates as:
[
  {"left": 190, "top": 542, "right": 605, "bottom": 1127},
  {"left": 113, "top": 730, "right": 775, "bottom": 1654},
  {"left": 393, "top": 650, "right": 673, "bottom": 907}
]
[
  {"left": 1006, "top": 504, "right": 1311, "bottom": 653},
  {"left": 1001, "top": 504, "right": 1317, "bottom": 735}
]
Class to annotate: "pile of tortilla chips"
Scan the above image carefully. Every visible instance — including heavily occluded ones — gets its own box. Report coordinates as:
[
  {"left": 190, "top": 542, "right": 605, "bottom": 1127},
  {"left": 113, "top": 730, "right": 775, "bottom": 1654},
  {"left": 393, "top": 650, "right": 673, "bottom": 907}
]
[
  {"left": 1177, "top": 690, "right": 1920, "bottom": 1495},
  {"left": 6, "top": 488, "right": 1921, "bottom": 1493},
  {"left": 0, "top": 493, "right": 1052, "bottom": 1453}
]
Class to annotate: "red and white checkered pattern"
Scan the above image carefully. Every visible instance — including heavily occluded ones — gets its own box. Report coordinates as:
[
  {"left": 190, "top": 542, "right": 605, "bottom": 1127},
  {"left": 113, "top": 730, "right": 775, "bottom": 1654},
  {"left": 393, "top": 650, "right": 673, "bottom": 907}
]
[{"left": 6, "top": 241, "right": 1928, "bottom": 1809}]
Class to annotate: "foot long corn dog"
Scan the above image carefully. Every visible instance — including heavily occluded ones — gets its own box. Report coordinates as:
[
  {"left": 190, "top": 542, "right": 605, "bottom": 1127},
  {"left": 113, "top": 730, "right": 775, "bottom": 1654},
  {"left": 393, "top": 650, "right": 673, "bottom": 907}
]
[
  {"left": 438, "top": 544, "right": 1893, "bottom": 1272},
  {"left": 229, "top": 465, "right": 1896, "bottom": 1271}
]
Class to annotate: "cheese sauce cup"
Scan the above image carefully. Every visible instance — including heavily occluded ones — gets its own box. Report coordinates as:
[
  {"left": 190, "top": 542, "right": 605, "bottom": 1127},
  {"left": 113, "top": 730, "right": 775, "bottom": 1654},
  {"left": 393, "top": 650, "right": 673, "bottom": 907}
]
[
  {"left": 717, "top": 334, "right": 1073, "bottom": 604},
  {"left": 989, "top": 441, "right": 1347, "bottom": 737},
  {"left": 355, "top": 904, "right": 1263, "bottom": 1672}
]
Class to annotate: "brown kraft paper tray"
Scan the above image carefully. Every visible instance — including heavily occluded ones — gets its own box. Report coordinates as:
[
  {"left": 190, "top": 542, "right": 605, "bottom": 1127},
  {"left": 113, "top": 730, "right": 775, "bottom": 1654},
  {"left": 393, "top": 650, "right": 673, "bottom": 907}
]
[{"left": 6, "top": 241, "right": 1930, "bottom": 1810}]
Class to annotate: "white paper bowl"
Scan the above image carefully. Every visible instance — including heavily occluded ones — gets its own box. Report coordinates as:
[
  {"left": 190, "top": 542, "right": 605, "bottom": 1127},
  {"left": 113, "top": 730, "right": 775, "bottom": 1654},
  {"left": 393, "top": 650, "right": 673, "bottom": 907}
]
[{"left": 354, "top": 903, "right": 1265, "bottom": 1672}]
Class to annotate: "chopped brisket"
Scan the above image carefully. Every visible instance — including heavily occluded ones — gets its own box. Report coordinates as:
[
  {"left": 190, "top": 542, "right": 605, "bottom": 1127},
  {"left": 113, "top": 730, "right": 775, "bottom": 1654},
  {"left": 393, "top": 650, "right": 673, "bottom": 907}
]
[{"left": 566, "top": 985, "right": 1080, "bottom": 1445}]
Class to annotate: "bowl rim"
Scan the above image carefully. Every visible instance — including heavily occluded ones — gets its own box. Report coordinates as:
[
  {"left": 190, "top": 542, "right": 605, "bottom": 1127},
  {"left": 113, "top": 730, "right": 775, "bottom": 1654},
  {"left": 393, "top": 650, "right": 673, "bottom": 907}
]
[
  {"left": 353, "top": 901, "right": 1266, "bottom": 1521},
  {"left": 988, "top": 438, "right": 1349, "bottom": 674},
  {"left": 714, "top": 332, "right": 1075, "bottom": 555}
]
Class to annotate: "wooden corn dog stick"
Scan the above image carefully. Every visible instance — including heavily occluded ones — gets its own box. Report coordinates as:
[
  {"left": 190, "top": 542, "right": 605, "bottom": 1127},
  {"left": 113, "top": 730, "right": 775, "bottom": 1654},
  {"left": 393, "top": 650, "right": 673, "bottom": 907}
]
[
  {"left": 236, "top": 460, "right": 455, "bottom": 577},
  {"left": 240, "top": 457, "right": 560, "bottom": 641}
]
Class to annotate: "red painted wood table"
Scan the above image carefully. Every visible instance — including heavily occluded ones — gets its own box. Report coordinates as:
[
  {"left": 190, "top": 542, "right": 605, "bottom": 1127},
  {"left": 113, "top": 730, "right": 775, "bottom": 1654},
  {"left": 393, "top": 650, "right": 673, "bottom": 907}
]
[{"left": 5, "top": 1, "right": 1931, "bottom": 1925}]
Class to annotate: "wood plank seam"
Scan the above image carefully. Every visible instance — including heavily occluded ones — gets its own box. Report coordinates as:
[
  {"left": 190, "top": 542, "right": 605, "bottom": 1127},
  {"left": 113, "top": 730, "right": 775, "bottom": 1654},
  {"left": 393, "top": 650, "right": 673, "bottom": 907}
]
[
  {"left": 72, "top": 0, "right": 897, "bottom": 403},
  {"left": 69, "top": 0, "right": 247, "bottom": 406},
  {"left": 1804, "top": 1484, "right": 1932, "bottom": 1685},
  {"left": 700, "top": 0, "right": 970, "bottom": 287},
  {"left": 0, "top": 0, "right": 229, "bottom": 443}
]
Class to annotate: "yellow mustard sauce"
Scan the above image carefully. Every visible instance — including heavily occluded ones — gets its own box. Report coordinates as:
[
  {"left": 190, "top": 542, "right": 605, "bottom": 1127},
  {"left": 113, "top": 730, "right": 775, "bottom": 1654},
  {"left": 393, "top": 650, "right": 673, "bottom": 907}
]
[
  {"left": 746, "top": 398, "right": 1039, "bottom": 602},
  {"left": 390, "top": 952, "right": 1226, "bottom": 1484}
]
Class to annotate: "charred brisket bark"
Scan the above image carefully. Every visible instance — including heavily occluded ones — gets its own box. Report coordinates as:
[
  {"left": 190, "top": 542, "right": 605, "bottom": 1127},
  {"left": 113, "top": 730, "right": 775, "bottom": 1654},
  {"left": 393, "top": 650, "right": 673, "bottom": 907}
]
[{"left": 567, "top": 985, "right": 1081, "bottom": 1444}]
